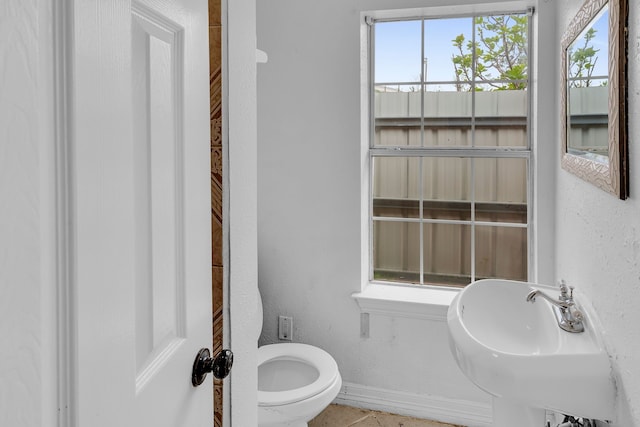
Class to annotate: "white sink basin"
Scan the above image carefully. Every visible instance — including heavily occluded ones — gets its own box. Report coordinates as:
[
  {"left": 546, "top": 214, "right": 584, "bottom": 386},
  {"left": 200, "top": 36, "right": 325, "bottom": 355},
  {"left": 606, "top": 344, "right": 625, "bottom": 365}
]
[{"left": 447, "top": 279, "right": 615, "bottom": 422}]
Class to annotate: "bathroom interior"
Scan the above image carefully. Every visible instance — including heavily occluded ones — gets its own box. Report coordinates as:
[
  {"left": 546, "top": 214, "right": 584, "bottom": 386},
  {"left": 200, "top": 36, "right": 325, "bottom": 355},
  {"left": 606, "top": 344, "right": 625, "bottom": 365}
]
[
  {"left": 209, "top": 0, "right": 639, "bottom": 425},
  {"left": 1, "top": 0, "right": 639, "bottom": 425}
]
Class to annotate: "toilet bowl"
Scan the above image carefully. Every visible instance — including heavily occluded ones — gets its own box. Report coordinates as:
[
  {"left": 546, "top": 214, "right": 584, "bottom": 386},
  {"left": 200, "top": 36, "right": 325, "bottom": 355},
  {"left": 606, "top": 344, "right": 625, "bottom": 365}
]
[
  {"left": 258, "top": 343, "right": 342, "bottom": 427},
  {"left": 256, "top": 289, "right": 342, "bottom": 426}
]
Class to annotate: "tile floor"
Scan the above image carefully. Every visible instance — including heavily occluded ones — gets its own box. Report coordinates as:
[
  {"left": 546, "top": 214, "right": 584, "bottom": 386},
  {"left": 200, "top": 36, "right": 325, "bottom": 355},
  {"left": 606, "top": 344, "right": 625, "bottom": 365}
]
[{"left": 309, "top": 404, "right": 464, "bottom": 427}]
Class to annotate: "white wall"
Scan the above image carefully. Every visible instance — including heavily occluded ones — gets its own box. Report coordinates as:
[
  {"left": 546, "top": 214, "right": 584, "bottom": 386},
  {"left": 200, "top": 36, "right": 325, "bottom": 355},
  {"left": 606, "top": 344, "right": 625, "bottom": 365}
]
[
  {"left": 555, "top": 1, "right": 640, "bottom": 425},
  {"left": 257, "top": 0, "right": 557, "bottom": 423},
  {"left": 227, "top": 0, "right": 260, "bottom": 424}
]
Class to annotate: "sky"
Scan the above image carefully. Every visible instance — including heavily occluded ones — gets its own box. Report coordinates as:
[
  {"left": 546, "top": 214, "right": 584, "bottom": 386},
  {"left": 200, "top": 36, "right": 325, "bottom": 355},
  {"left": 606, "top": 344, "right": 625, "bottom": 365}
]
[
  {"left": 374, "top": 17, "right": 473, "bottom": 85},
  {"left": 374, "top": 10, "right": 609, "bottom": 88},
  {"left": 569, "top": 6, "right": 608, "bottom": 81}
]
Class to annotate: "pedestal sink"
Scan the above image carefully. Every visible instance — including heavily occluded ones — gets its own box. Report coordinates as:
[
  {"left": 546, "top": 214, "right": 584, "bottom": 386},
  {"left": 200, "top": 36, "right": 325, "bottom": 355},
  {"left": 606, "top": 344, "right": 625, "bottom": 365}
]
[{"left": 447, "top": 279, "right": 615, "bottom": 426}]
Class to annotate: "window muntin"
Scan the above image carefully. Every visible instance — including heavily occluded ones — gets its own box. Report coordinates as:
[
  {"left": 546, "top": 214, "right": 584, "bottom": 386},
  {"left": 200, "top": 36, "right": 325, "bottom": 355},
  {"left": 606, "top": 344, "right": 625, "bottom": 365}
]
[{"left": 370, "top": 11, "right": 532, "bottom": 287}]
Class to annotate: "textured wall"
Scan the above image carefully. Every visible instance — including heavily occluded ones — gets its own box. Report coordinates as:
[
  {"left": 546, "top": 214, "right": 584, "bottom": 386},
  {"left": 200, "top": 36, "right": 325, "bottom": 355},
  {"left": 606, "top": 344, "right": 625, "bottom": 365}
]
[{"left": 555, "top": 0, "right": 640, "bottom": 425}]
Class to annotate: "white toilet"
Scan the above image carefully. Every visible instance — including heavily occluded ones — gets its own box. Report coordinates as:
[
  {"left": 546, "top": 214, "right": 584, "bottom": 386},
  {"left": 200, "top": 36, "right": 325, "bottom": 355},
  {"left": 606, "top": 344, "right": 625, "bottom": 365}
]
[{"left": 256, "top": 290, "right": 342, "bottom": 427}]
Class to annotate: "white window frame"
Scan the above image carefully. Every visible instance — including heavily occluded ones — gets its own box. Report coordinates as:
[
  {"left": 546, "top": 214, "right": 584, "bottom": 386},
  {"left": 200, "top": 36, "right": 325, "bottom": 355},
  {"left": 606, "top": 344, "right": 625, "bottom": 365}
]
[{"left": 364, "top": 7, "right": 535, "bottom": 291}]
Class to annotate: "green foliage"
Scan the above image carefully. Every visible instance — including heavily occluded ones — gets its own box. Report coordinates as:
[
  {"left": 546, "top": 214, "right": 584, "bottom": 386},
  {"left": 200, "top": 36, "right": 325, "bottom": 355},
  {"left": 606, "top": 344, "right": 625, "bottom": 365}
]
[
  {"left": 451, "top": 15, "right": 528, "bottom": 91},
  {"left": 568, "top": 28, "right": 601, "bottom": 88},
  {"left": 451, "top": 15, "right": 601, "bottom": 91}
]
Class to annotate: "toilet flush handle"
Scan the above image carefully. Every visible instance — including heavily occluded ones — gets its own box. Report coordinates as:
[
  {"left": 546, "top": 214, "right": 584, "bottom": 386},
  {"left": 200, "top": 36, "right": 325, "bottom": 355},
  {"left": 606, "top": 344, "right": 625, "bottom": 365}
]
[{"left": 192, "top": 348, "right": 234, "bottom": 386}]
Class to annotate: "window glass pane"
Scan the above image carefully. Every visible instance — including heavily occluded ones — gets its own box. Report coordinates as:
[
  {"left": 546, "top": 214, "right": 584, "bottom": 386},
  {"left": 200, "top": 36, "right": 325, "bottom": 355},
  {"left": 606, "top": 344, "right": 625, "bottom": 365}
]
[
  {"left": 374, "top": 126, "right": 422, "bottom": 148},
  {"left": 374, "top": 20, "right": 422, "bottom": 84},
  {"left": 474, "top": 85, "right": 528, "bottom": 115},
  {"left": 374, "top": 84, "right": 422, "bottom": 148},
  {"left": 373, "top": 220, "right": 421, "bottom": 284},
  {"left": 423, "top": 84, "right": 472, "bottom": 147},
  {"left": 474, "top": 126, "right": 528, "bottom": 148},
  {"left": 473, "top": 85, "right": 528, "bottom": 148},
  {"left": 424, "top": 17, "right": 473, "bottom": 83},
  {"left": 424, "top": 223, "right": 471, "bottom": 286},
  {"left": 370, "top": 13, "right": 531, "bottom": 287},
  {"left": 475, "top": 225, "right": 527, "bottom": 281},
  {"left": 473, "top": 14, "right": 528, "bottom": 82},
  {"left": 372, "top": 157, "right": 420, "bottom": 218},
  {"left": 422, "top": 157, "right": 471, "bottom": 221},
  {"left": 474, "top": 158, "right": 527, "bottom": 224}
]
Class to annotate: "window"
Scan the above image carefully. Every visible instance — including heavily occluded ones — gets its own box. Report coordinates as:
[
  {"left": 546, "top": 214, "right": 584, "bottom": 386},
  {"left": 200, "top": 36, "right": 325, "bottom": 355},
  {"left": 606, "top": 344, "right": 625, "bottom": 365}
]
[{"left": 369, "top": 10, "right": 532, "bottom": 287}]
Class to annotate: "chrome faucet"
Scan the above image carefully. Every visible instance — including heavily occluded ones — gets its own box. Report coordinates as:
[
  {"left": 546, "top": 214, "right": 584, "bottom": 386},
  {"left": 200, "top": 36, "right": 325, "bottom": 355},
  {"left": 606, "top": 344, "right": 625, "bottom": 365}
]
[{"left": 526, "top": 281, "right": 584, "bottom": 333}]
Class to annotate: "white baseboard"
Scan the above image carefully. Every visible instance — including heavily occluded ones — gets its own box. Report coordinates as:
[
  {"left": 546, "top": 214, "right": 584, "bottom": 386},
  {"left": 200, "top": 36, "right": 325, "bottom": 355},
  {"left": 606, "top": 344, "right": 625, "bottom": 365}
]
[{"left": 334, "top": 382, "right": 492, "bottom": 427}]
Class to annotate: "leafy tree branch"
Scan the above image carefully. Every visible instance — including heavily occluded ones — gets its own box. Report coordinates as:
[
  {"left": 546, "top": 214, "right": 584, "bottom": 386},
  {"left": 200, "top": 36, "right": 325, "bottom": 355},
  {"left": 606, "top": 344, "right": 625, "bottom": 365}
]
[
  {"left": 452, "top": 15, "right": 528, "bottom": 91},
  {"left": 567, "top": 28, "right": 600, "bottom": 88}
]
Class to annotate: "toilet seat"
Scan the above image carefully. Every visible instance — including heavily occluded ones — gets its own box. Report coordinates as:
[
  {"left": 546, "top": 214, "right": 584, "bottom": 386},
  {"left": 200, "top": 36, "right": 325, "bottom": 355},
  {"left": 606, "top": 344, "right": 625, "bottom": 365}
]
[{"left": 258, "top": 343, "right": 339, "bottom": 407}]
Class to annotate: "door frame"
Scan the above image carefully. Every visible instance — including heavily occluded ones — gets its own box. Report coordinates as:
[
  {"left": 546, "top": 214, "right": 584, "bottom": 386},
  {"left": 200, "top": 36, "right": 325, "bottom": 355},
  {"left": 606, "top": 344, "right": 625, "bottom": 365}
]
[
  {"left": 52, "top": 0, "right": 75, "bottom": 425},
  {"left": 223, "top": 0, "right": 259, "bottom": 425},
  {"left": 51, "top": 0, "right": 259, "bottom": 425}
]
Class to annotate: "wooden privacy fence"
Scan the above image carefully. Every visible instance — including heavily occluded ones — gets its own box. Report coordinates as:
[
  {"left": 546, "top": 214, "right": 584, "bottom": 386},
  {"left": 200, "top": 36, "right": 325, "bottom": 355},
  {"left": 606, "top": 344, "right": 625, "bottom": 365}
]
[
  {"left": 370, "top": 87, "right": 606, "bottom": 285},
  {"left": 372, "top": 89, "right": 528, "bottom": 285}
]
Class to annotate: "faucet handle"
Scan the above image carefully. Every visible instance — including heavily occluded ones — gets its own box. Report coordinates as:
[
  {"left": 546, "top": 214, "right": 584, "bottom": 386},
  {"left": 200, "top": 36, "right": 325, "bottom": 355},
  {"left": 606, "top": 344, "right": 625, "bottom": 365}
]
[
  {"left": 558, "top": 279, "right": 568, "bottom": 296},
  {"left": 558, "top": 280, "right": 576, "bottom": 302}
]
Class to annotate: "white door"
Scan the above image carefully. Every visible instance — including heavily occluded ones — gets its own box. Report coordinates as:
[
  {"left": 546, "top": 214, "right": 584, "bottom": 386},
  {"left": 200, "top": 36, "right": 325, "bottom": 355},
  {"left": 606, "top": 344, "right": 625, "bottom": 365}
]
[{"left": 70, "top": 0, "right": 214, "bottom": 425}]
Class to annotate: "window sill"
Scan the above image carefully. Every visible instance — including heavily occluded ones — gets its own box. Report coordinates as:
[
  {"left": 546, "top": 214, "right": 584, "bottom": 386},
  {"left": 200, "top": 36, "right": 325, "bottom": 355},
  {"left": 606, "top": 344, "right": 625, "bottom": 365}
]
[{"left": 352, "top": 283, "right": 460, "bottom": 322}]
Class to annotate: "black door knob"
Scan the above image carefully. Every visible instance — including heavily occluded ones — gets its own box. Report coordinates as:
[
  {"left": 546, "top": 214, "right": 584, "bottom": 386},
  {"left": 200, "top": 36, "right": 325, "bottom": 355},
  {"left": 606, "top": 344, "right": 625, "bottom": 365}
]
[{"left": 192, "top": 348, "right": 234, "bottom": 386}]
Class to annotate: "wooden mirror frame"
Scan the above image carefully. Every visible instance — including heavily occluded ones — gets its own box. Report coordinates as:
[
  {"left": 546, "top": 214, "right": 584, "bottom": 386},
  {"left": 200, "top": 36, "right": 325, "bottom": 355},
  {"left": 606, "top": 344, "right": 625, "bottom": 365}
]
[{"left": 560, "top": 0, "right": 628, "bottom": 199}]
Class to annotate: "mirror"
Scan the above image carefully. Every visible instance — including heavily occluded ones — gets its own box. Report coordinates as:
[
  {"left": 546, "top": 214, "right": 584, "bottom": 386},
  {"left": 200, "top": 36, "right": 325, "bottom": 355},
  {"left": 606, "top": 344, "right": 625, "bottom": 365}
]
[
  {"left": 566, "top": 6, "right": 609, "bottom": 159},
  {"left": 560, "top": 0, "right": 628, "bottom": 199}
]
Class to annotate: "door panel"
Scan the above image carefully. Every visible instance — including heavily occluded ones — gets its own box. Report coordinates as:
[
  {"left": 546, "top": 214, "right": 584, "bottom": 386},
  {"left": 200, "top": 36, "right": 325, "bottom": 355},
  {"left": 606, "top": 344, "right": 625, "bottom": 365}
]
[
  {"left": 71, "top": 0, "right": 212, "bottom": 426},
  {"left": 132, "top": 2, "right": 187, "bottom": 387}
]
